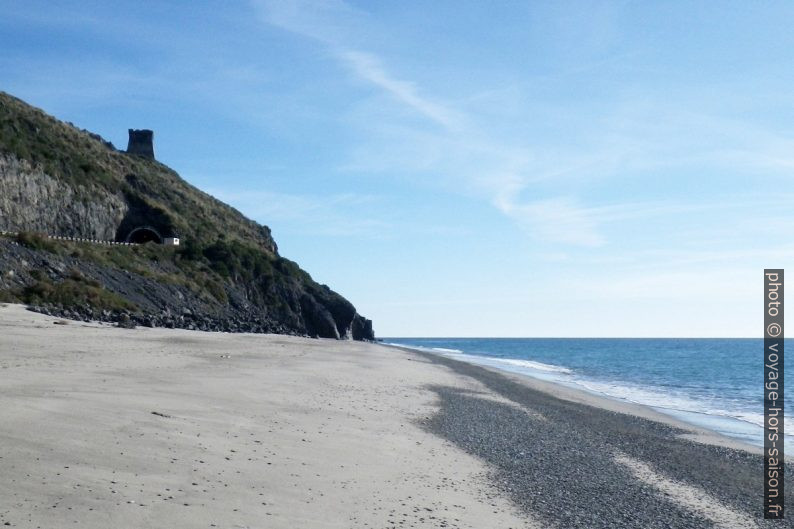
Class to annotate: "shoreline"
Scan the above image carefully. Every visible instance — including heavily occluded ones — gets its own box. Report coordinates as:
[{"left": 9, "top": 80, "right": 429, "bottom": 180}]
[
  {"left": 383, "top": 342, "right": 767, "bottom": 456},
  {"left": 403, "top": 345, "right": 793, "bottom": 528},
  {"left": 1, "top": 304, "right": 790, "bottom": 528}
]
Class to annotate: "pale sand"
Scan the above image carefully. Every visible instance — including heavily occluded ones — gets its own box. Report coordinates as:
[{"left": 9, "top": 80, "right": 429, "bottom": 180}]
[
  {"left": 612, "top": 453, "right": 759, "bottom": 529},
  {"left": 0, "top": 304, "right": 538, "bottom": 529}
]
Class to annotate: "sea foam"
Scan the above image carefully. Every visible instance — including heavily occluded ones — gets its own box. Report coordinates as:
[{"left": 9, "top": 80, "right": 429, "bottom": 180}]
[{"left": 384, "top": 337, "right": 793, "bottom": 449}]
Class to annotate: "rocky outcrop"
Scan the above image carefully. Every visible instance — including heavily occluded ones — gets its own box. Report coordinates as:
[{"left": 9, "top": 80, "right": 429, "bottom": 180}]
[
  {"left": 351, "top": 314, "right": 374, "bottom": 341},
  {"left": 0, "top": 154, "right": 128, "bottom": 240},
  {"left": 0, "top": 239, "right": 375, "bottom": 339},
  {"left": 300, "top": 293, "right": 342, "bottom": 338}
]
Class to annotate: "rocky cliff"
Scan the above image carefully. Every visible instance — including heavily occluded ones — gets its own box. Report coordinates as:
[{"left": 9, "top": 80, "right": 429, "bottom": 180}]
[
  {"left": 0, "top": 91, "right": 374, "bottom": 340},
  {"left": 0, "top": 154, "right": 128, "bottom": 239}
]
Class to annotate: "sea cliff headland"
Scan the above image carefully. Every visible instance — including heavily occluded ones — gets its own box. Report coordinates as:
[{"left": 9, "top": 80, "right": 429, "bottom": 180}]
[{"left": 0, "top": 91, "right": 373, "bottom": 340}]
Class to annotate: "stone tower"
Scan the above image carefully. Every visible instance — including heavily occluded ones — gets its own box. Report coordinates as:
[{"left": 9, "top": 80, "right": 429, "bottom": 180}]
[{"left": 126, "top": 129, "right": 155, "bottom": 159}]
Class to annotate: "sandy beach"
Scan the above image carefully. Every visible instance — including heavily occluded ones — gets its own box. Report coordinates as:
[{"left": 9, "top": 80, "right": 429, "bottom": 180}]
[
  {"left": 0, "top": 303, "right": 789, "bottom": 528},
  {"left": 0, "top": 304, "right": 532, "bottom": 529}
]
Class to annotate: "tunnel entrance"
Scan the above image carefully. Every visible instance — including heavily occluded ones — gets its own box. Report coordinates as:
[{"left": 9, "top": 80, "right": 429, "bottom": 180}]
[{"left": 127, "top": 226, "right": 163, "bottom": 244}]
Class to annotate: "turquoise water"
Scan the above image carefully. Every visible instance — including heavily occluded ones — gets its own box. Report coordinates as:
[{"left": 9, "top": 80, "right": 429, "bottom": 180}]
[{"left": 384, "top": 338, "right": 790, "bottom": 448}]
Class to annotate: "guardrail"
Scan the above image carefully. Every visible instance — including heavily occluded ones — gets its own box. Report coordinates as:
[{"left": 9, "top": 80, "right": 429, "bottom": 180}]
[{"left": 0, "top": 230, "right": 138, "bottom": 246}]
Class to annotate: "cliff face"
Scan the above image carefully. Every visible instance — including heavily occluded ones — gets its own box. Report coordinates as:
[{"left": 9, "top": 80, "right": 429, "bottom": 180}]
[
  {"left": 0, "top": 154, "right": 128, "bottom": 239},
  {"left": 0, "top": 92, "right": 374, "bottom": 340}
]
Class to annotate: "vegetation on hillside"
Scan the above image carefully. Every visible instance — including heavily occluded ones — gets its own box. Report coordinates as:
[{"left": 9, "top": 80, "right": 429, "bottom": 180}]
[
  {"left": 13, "top": 268, "right": 136, "bottom": 312},
  {"left": 6, "top": 229, "right": 332, "bottom": 324},
  {"left": 0, "top": 91, "right": 276, "bottom": 251},
  {"left": 0, "top": 92, "right": 373, "bottom": 338}
]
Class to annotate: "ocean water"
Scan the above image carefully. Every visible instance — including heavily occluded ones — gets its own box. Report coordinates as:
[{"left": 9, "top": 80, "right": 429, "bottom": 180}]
[{"left": 384, "top": 338, "right": 790, "bottom": 448}]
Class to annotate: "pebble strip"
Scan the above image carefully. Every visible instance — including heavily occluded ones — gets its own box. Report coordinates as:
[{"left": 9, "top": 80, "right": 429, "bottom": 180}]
[{"left": 414, "top": 350, "right": 794, "bottom": 529}]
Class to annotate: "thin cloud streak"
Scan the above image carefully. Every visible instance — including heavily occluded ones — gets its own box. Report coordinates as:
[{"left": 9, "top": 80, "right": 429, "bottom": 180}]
[
  {"left": 207, "top": 189, "right": 390, "bottom": 237},
  {"left": 254, "top": 0, "right": 794, "bottom": 249},
  {"left": 255, "top": 0, "right": 589, "bottom": 243},
  {"left": 339, "top": 51, "right": 462, "bottom": 130}
]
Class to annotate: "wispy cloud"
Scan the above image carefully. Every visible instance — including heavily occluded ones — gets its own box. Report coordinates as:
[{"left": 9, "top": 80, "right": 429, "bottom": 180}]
[
  {"left": 255, "top": 0, "right": 605, "bottom": 245},
  {"left": 257, "top": 0, "right": 359, "bottom": 45},
  {"left": 256, "top": 0, "right": 794, "bottom": 248},
  {"left": 206, "top": 189, "right": 389, "bottom": 237},
  {"left": 498, "top": 197, "right": 605, "bottom": 247},
  {"left": 339, "top": 51, "right": 463, "bottom": 130}
]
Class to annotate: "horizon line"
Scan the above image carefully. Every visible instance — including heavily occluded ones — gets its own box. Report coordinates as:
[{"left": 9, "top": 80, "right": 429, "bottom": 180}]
[{"left": 379, "top": 336, "right": 765, "bottom": 340}]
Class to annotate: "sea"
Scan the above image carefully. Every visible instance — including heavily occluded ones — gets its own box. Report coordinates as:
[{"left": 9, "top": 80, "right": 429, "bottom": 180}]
[{"left": 383, "top": 338, "right": 790, "bottom": 449}]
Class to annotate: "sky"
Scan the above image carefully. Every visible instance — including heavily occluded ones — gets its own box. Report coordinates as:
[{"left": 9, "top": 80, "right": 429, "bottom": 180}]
[{"left": 2, "top": 0, "right": 793, "bottom": 337}]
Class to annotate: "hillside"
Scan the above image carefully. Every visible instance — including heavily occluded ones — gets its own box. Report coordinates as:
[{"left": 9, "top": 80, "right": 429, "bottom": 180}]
[{"left": 0, "top": 91, "right": 374, "bottom": 340}]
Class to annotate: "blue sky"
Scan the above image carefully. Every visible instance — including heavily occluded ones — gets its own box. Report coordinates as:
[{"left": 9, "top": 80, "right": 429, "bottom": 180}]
[{"left": 2, "top": 0, "right": 793, "bottom": 337}]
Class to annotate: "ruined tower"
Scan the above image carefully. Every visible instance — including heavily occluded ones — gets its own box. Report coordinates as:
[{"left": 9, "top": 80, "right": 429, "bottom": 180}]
[{"left": 126, "top": 129, "right": 155, "bottom": 159}]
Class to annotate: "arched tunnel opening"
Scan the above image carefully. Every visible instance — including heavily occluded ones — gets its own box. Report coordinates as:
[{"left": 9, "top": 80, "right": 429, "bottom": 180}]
[{"left": 127, "top": 226, "right": 163, "bottom": 244}]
